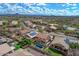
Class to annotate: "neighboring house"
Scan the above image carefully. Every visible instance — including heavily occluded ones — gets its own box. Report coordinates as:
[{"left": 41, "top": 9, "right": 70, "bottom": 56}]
[
  {"left": 24, "top": 20, "right": 33, "bottom": 27},
  {"left": 12, "top": 21, "right": 19, "bottom": 25},
  {"left": 0, "top": 21, "right": 3, "bottom": 26},
  {"left": 50, "top": 25, "right": 57, "bottom": 30},
  {"left": 6, "top": 47, "right": 46, "bottom": 56},
  {"left": 63, "top": 25, "right": 68, "bottom": 30},
  {"left": 45, "top": 24, "right": 57, "bottom": 32},
  {"left": 0, "top": 37, "right": 7, "bottom": 45},
  {"left": 67, "top": 36, "right": 79, "bottom": 43},
  {"left": 50, "top": 36, "right": 69, "bottom": 49},
  {"left": 68, "top": 49, "right": 79, "bottom": 56},
  {"left": 9, "top": 33, "right": 17, "bottom": 40},
  {"left": 6, "top": 48, "right": 33, "bottom": 56},
  {"left": 49, "top": 24, "right": 58, "bottom": 30},
  {"left": 9, "top": 20, "right": 19, "bottom": 27},
  {"left": 67, "top": 27, "right": 77, "bottom": 31},
  {"left": 49, "top": 36, "right": 69, "bottom": 55},
  {"left": 8, "top": 27, "right": 19, "bottom": 33},
  {"left": 24, "top": 20, "right": 36, "bottom": 28},
  {"left": 6, "top": 38, "right": 13, "bottom": 43},
  {"left": 45, "top": 25, "right": 52, "bottom": 32},
  {"left": 0, "top": 43, "right": 12, "bottom": 56},
  {"left": 19, "top": 28, "right": 30, "bottom": 35},
  {"left": 63, "top": 25, "right": 77, "bottom": 31}
]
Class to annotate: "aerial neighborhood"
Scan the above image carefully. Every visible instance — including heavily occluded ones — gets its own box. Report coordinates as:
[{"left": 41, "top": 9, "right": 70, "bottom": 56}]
[{"left": 0, "top": 16, "right": 79, "bottom": 56}]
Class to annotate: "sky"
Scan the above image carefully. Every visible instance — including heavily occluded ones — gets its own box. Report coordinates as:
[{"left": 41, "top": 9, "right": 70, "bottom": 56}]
[{"left": 0, "top": 3, "right": 79, "bottom": 16}]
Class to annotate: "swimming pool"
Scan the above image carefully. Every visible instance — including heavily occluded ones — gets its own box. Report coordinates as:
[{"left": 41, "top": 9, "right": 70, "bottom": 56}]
[
  {"left": 35, "top": 42, "right": 43, "bottom": 48},
  {"left": 27, "top": 31, "right": 37, "bottom": 38},
  {"left": 29, "top": 31, "right": 37, "bottom": 36}
]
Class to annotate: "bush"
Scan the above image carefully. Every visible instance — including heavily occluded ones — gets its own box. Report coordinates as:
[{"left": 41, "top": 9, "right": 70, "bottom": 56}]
[
  {"left": 15, "top": 43, "right": 21, "bottom": 50},
  {"left": 69, "top": 42, "right": 79, "bottom": 49},
  {"left": 17, "top": 37, "right": 32, "bottom": 47}
]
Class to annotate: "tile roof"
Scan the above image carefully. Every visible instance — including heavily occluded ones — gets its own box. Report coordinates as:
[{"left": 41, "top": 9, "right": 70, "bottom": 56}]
[
  {"left": 25, "top": 20, "right": 33, "bottom": 26},
  {"left": 0, "top": 43, "right": 12, "bottom": 56},
  {"left": 20, "top": 28, "right": 29, "bottom": 34},
  {"left": 35, "top": 33, "right": 49, "bottom": 42},
  {"left": 0, "top": 37, "right": 7, "bottom": 43},
  {"left": 7, "top": 48, "right": 33, "bottom": 56},
  {"left": 51, "top": 36, "right": 69, "bottom": 49}
]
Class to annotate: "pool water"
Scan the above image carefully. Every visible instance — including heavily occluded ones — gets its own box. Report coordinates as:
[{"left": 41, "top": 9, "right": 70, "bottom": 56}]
[
  {"left": 29, "top": 31, "right": 37, "bottom": 36},
  {"left": 35, "top": 43, "right": 43, "bottom": 48}
]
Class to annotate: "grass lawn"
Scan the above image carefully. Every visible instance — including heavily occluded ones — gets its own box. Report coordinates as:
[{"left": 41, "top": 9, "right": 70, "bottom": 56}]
[
  {"left": 44, "top": 48, "right": 62, "bottom": 56},
  {"left": 14, "top": 44, "right": 21, "bottom": 50}
]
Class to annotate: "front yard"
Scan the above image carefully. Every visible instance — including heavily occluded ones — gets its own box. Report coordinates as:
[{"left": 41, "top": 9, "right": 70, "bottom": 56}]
[{"left": 44, "top": 48, "right": 62, "bottom": 56}]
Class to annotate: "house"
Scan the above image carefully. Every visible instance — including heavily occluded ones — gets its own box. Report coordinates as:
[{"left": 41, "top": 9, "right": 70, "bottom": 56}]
[
  {"left": 0, "top": 37, "right": 7, "bottom": 45},
  {"left": 6, "top": 47, "right": 46, "bottom": 56},
  {"left": 8, "top": 27, "right": 19, "bottom": 33},
  {"left": 24, "top": 20, "right": 33, "bottom": 27},
  {"left": 10, "top": 33, "right": 17, "bottom": 40},
  {"left": 45, "top": 25, "right": 52, "bottom": 32},
  {"left": 6, "top": 48, "right": 33, "bottom": 56},
  {"left": 45, "top": 24, "right": 57, "bottom": 32},
  {"left": 0, "top": 43, "right": 12, "bottom": 56},
  {"left": 19, "top": 28, "right": 30, "bottom": 35},
  {"left": 63, "top": 25, "right": 77, "bottom": 31},
  {"left": 67, "top": 27, "right": 77, "bottom": 31},
  {"left": 33, "top": 33, "right": 50, "bottom": 48},
  {"left": 6, "top": 38, "right": 13, "bottom": 43},
  {"left": 50, "top": 25, "right": 57, "bottom": 30},
  {"left": 68, "top": 49, "right": 79, "bottom": 56},
  {"left": 50, "top": 36, "right": 69, "bottom": 49},
  {"left": 0, "top": 21, "right": 3, "bottom": 26},
  {"left": 67, "top": 36, "right": 79, "bottom": 43},
  {"left": 0, "top": 27, "right": 2, "bottom": 32},
  {"left": 34, "top": 33, "right": 50, "bottom": 43},
  {"left": 12, "top": 21, "right": 19, "bottom": 25},
  {"left": 9, "top": 20, "right": 19, "bottom": 27},
  {"left": 49, "top": 36, "right": 69, "bottom": 55},
  {"left": 49, "top": 24, "right": 58, "bottom": 30},
  {"left": 63, "top": 25, "right": 68, "bottom": 30}
]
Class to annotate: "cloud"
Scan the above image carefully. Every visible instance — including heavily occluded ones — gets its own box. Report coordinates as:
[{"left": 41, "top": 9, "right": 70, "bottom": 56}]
[
  {"left": 71, "top": 6, "right": 77, "bottom": 9},
  {"left": 27, "top": 5, "right": 71, "bottom": 16},
  {"left": 0, "top": 3, "right": 79, "bottom": 16},
  {"left": 36, "top": 3, "right": 46, "bottom": 6},
  {"left": 62, "top": 4, "right": 66, "bottom": 7},
  {"left": 71, "top": 10, "right": 79, "bottom": 15},
  {"left": 28, "top": 6, "right": 53, "bottom": 15},
  {"left": 66, "top": 7, "right": 70, "bottom": 10},
  {"left": 66, "top": 3, "right": 77, "bottom": 6}
]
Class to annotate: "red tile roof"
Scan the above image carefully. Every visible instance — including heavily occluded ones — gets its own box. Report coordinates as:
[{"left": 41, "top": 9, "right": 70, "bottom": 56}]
[
  {"left": 35, "top": 33, "right": 49, "bottom": 42},
  {"left": 20, "top": 28, "right": 29, "bottom": 34}
]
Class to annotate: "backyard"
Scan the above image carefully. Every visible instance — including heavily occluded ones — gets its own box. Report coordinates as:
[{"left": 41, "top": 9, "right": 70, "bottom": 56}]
[{"left": 14, "top": 37, "right": 33, "bottom": 50}]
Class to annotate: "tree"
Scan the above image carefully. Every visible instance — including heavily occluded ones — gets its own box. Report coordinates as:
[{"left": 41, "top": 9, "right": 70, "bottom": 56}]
[
  {"left": 15, "top": 44, "right": 21, "bottom": 50},
  {"left": 18, "top": 37, "right": 32, "bottom": 47},
  {"left": 69, "top": 42, "right": 79, "bottom": 49}
]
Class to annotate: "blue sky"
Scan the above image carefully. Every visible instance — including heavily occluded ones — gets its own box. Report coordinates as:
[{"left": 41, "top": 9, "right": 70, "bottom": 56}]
[{"left": 0, "top": 3, "right": 79, "bottom": 16}]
